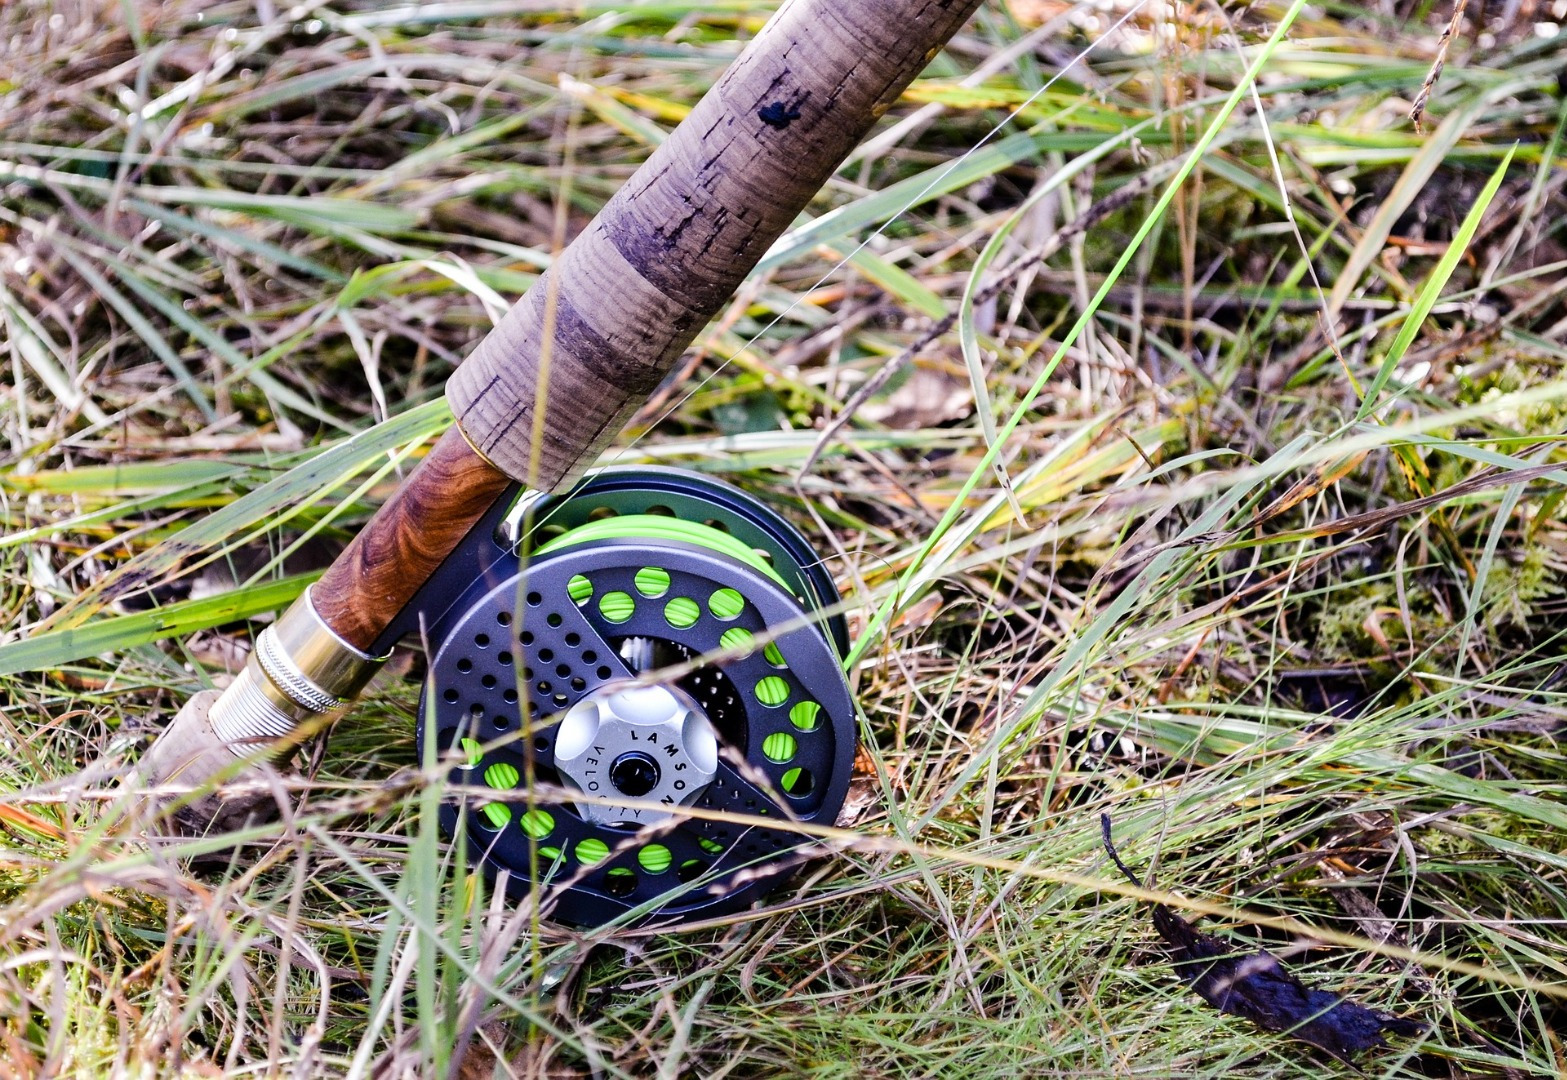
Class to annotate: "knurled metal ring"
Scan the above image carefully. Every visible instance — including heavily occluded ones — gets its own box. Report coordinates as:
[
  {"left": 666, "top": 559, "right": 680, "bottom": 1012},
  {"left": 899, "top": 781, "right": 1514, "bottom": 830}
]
[{"left": 255, "top": 625, "right": 347, "bottom": 714}]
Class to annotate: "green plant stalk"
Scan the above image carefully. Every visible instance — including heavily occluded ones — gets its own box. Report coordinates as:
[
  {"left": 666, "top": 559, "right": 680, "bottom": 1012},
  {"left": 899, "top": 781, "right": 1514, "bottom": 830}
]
[{"left": 1355, "top": 145, "right": 1517, "bottom": 420}]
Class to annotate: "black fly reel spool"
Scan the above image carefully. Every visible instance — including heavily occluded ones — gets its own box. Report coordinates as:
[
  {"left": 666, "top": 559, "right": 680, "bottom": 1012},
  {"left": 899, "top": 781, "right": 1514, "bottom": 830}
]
[{"left": 377, "top": 467, "right": 856, "bottom": 926}]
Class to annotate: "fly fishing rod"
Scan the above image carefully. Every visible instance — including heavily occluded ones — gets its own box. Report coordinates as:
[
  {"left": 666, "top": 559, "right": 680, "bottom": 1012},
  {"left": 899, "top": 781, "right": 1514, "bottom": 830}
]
[{"left": 134, "top": 0, "right": 985, "bottom": 925}]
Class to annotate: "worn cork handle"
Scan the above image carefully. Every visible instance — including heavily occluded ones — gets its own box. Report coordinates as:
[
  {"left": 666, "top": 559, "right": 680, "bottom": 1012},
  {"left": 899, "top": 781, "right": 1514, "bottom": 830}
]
[{"left": 447, "top": 0, "right": 982, "bottom": 491}]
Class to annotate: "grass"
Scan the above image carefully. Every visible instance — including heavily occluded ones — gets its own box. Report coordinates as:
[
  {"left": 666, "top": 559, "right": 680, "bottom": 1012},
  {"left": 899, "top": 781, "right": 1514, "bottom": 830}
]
[{"left": 3, "top": 0, "right": 1566, "bottom": 1075}]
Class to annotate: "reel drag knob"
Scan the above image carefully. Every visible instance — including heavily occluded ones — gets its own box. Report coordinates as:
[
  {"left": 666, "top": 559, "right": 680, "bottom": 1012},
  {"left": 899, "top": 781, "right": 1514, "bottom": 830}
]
[{"left": 553, "top": 683, "right": 719, "bottom": 826}]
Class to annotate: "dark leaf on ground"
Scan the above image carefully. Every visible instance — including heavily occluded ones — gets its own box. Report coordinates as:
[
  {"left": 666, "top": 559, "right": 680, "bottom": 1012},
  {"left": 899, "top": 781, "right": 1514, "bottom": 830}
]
[{"left": 1101, "top": 814, "right": 1422, "bottom": 1065}]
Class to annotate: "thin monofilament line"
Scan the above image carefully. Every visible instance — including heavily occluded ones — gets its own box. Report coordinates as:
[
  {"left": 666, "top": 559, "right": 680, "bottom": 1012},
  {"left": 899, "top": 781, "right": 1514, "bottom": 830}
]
[
  {"left": 523, "top": 4, "right": 1148, "bottom": 543},
  {"left": 599, "top": 0, "right": 1152, "bottom": 472}
]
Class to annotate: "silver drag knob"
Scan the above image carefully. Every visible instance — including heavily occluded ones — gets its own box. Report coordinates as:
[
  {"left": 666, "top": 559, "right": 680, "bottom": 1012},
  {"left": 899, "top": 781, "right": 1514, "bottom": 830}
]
[{"left": 553, "top": 682, "right": 719, "bottom": 826}]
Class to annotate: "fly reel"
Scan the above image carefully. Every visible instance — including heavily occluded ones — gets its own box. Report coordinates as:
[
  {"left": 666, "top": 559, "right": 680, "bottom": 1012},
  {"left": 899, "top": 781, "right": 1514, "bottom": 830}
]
[{"left": 377, "top": 468, "right": 856, "bottom": 926}]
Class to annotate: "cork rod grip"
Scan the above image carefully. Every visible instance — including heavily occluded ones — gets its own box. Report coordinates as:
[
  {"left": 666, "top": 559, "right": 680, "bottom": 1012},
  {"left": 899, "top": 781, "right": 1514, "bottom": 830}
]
[{"left": 447, "top": 0, "right": 983, "bottom": 491}]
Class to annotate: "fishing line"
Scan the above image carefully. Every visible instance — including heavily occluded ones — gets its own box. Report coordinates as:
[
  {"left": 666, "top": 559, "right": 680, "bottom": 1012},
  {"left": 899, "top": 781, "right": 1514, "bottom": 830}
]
[
  {"left": 510, "top": 2, "right": 1150, "bottom": 546},
  {"left": 601, "top": 0, "right": 1153, "bottom": 472}
]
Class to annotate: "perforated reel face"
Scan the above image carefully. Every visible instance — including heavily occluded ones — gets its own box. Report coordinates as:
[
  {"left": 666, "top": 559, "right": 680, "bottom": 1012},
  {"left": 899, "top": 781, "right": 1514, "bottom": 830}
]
[{"left": 417, "top": 536, "right": 856, "bottom": 926}]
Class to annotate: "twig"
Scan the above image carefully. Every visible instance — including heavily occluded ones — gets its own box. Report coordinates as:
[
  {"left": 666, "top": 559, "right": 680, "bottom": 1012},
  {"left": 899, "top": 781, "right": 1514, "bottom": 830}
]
[{"left": 1410, "top": 0, "right": 1468, "bottom": 132}]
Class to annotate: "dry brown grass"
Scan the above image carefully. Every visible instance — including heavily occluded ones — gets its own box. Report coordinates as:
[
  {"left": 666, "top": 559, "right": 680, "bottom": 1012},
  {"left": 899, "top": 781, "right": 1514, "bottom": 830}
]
[{"left": 2, "top": 0, "right": 1566, "bottom": 1075}]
